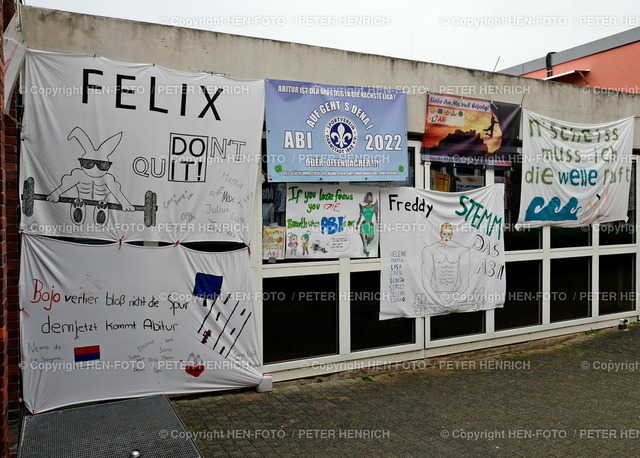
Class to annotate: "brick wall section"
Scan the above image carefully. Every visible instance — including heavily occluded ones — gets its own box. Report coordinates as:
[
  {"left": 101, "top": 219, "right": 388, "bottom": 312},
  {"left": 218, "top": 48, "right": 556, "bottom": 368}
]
[{"left": 1, "top": 0, "right": 20, "bottom": 456}]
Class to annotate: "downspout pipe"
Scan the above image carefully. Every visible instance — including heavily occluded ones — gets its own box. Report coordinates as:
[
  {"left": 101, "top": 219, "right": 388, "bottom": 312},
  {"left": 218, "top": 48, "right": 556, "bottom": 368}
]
[{"left": 546, "top": 52, "right": 556, "bottom": 77}]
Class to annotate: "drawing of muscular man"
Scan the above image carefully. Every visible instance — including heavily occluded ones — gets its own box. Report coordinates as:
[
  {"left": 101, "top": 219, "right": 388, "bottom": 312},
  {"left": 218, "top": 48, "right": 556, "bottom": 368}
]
[{"left": 421, "top": 222, "right": 471, "bottom": 311}]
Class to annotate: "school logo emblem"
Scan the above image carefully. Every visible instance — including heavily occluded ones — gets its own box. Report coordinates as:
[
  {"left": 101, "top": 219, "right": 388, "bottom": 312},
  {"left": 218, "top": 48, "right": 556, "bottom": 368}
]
[{"left": 325, "top": 116, "right": 358, "bottom": 155}]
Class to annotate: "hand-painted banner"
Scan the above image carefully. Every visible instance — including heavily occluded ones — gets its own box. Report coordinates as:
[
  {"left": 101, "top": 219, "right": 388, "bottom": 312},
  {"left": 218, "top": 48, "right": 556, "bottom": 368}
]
[
  {"left": 517, "top": 110, "right": 634, "bottom": 227},
  {"left": 20, "top": 50, "right": 264, "bottom": 243},
  {"left": 380, "top": 185, "right": 505, "bottom": 319},
  {"left": 421, "top": 94, "right": 521, "bottom": 169},
  {"left": 286, "top": 184, "right": 379, "bottom": 258},
  {"left": 265, "top": 79, "right": 408, "bottom": 182},
  {"left": 20, "top": 235, "right": 261, "bottom": 413}
]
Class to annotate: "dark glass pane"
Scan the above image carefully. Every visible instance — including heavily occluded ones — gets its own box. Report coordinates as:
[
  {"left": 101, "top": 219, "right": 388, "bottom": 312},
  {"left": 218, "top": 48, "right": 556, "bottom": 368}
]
[
  {"left": 263, "top": 274, "right": 338, "bottom": 363},
  {"left": 505, "top": 226, "right": 541, "bottom": 251},
  {"left": 599, "top": 221, "right": 635, "bottom": 246},
  {"left": 431, "top": 311, "right": 485, "bottom": 340},
  {"left": 350, "top": 271, "right": 415, "bottom": 351},
  {"left": 601, "top": 162, "right": 635, "bottom": 246},
  {"left": 500, "top": 164, "right": 542, "bottom": 250},
  {"left": 599, "top": 254, "right": 635, "bottom": 315},
  {"left": 261, "top": 182, "right": 287, "bottom": 227},
  {"left": 495, "top": 260, "right": 542, "bottom": 330},
  {"left": 550, "top": 257, "right": 591, "bottom": 322},
  {"left": 551, "top": 227, "right": 591, "bottom": 248}
]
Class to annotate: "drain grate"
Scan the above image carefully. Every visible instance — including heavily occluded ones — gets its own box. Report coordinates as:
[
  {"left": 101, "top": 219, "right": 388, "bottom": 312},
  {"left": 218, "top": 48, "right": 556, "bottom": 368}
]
[{"left": 19, "top": 395, "right": 202, "bottom": 458}]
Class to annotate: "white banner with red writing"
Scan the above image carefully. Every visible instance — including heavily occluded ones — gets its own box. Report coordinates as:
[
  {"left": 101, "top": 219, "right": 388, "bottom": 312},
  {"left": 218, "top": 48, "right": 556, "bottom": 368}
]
[{"left": 20, "top": 235, "right": 262, "bottom": 413}]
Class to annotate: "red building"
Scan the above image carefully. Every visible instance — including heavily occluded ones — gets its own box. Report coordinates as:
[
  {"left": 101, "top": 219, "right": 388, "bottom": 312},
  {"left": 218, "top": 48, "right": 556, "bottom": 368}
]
[{"left": 500, "top": 27, "right": 640, "bottom": 94}]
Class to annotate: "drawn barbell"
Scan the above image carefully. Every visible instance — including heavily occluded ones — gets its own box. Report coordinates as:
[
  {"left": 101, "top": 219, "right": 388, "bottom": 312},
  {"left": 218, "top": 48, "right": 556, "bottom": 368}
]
[{"left": 21, "top": 177, "right": 158, "bottom": 227}]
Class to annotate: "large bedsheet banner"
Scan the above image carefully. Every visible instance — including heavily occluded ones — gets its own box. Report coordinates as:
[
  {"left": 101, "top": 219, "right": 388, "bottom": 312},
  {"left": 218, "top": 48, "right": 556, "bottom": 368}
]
[
  {"left": 380, "top": 185, "right": 506, "bottom": 319},
  {"left": 517, "top": 110, "right": 634, "bottom": 227},
  {"left": 20, "top": 50, "right": 264, "bottom": 243},
  {"left": 20, "top": 235, "right": 262, "bottom": 413}
]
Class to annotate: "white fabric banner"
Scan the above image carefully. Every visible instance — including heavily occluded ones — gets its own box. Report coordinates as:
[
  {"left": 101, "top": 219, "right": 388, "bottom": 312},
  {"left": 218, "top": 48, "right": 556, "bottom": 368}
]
[
  {"left": 3, "top": 14, "right": 26, "bottom": 112},
  {"left": 285, "top": 184, "right": 379, "bottom": 258},
  {"left": 20, "top": 235, "right": 262, "bottom": 413},
  {"left": 380, "top": 185, "right": 505, "bottom": 319},
  {"left": 20, "top": 50, "right": 264, "bottom": 243},
  {"left": 517, "top": 110, "right": 634, "bottom": 227}
]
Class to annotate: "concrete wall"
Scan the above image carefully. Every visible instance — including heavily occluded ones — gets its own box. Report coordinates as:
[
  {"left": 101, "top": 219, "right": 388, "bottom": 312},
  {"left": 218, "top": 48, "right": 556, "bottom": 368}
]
[{"left": 21, "top": 6, "right": 640, "bottom": 143}]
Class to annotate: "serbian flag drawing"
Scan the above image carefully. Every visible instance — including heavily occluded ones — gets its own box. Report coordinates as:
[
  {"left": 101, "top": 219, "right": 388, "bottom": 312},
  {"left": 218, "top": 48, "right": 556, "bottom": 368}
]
[{"left": 74, "top": 345, "right": 100, "bottom": 362}]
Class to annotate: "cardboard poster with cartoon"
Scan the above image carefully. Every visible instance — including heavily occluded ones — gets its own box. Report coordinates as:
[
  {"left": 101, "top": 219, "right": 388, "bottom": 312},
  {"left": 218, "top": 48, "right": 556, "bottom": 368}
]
[{"left": 285, "top": 184, "right": 380, "bottom": 258}]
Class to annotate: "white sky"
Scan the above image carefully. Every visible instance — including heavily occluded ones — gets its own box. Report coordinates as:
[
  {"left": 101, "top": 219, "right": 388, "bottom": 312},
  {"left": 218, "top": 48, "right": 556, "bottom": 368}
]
[{"left": 23, "top": 0, "right": 640, "bottom": 71}]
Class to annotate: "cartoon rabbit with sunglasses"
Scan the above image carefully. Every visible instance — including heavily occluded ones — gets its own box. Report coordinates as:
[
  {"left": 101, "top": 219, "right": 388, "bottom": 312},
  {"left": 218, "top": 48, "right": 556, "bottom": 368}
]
[{"left": 47, "top": 127, "right": 135, "bottom": 225}]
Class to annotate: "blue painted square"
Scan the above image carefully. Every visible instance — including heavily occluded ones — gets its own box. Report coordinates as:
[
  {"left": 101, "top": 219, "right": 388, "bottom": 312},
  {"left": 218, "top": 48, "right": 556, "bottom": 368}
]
[{"left": 193, "top": 273, "right": 223, "bottom": 300}]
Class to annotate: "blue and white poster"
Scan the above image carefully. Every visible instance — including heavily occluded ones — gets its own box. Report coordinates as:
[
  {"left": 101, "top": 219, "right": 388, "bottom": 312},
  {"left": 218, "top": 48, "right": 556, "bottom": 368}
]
[{"left": 265, "top": 79, "right": 408, "bottom": 182}]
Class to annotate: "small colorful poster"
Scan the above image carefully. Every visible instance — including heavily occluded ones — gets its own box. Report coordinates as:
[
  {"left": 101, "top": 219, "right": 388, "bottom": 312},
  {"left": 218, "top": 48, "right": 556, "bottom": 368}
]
[
  {"left": 285, "top": 184, "right": 379, "bottom": 258},
  {"left": 265, "top": 79, "right": 408, "bottom": 182},
  {"left": 430, "top": 170, "right": 451, "bottom": 192},
  {"left": 455, "top": 175, "right": 485, "bottom": 192},
  {"left": 263, "top": 226, "right": 286, "bottom": 260}
]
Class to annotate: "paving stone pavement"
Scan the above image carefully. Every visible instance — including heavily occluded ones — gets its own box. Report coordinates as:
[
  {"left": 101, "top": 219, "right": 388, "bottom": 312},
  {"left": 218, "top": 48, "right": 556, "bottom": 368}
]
[{"left": 172, "top": 325, "right": 640, "bottom": 457}]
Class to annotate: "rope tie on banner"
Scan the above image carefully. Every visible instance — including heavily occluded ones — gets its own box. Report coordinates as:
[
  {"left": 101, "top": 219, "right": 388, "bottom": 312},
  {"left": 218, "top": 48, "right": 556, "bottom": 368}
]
[
  {"left": 247, "top": 246, "right": 251, "bottom": 255},
  {"left": 118, "top": 236, "right": 124, "bottom": 249},
  {"left": 174, "top": 240, "right": 181, "bottom": 247},
  {"left": 19, "top": 308, "right": 29, "bottom": 316}
]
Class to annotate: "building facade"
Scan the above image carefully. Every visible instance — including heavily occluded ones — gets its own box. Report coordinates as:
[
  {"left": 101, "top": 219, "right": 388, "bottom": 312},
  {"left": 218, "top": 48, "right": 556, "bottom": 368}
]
[{"left": 3, "top": 6, "right": 640, "bottom": 453}]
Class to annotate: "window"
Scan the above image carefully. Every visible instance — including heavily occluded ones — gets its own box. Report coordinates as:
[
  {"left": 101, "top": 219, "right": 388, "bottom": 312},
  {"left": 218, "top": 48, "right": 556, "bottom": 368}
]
[
  {"left": 350, "top": 271, "right": 415, "bottom": 351},
  {"left": 551, "top": 227, "right": 591, "bottom": 248},
  {"left": 600, "top": 162, "right": 635, "bottom": 246},
  {"left": 496, "top": 167, "right": 541, "bottom": 251},
  {"left": 550, "top": 257, "right": 591, "bottom": 322},
  {"left": 495, "top": 260, "right": 542, "bottom": 330},
  {"left": 431, "top": 311, "right": 485, "bottom": 340},
  {"left": 599, "top": 254, "right": 635, "bottom": 315},
  {"left": 263, "top": 274, "right": 338, "bottom": 363}
]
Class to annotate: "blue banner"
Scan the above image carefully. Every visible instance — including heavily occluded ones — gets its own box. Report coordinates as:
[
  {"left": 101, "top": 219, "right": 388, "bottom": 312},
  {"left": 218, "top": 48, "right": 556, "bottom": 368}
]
[{"left": 265, "top": 79, "right": 408, "bottom": 182}]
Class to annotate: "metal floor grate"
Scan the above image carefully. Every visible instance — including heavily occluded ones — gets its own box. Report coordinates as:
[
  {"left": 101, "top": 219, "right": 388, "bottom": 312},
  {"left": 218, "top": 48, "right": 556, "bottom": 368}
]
[{"left": 19, "top": 395, "right": 202, "bottom": 458}]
